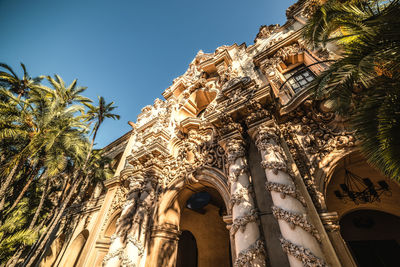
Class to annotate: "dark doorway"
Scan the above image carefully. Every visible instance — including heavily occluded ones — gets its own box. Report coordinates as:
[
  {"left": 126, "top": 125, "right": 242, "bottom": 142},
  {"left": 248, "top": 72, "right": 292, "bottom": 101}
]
[
  {"left": 176, "top": 230, "right": 198, "bottom": 267},
  {"left": 340, "top": 210, "right": 400, "bottom": 267}
]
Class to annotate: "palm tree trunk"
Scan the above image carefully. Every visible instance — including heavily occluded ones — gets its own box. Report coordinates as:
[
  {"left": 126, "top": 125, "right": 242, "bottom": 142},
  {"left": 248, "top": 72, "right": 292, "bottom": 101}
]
[
  {"left": 25, "top": 174, "right": 84, "bottom": 267},
  {"left": 0, "top": 159, "right": 22, "bottom": 211},
  {"left": 9, "top": 166, "right": 42, "bottom": 211},
  {"left": 8, "top": 180, "right": 50, "bottom": 267},
  {"left": 25, "top": 122, "right": 101, "bottom": 266},
  {"left": 29, "top": 179, "right": 49, "bottom": 229}
]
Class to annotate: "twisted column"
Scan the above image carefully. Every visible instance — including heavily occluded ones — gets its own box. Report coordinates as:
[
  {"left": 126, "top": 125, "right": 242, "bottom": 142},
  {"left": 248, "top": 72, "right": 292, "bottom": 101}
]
[
  {"left": 223, "top": 137, "right": 266, "bottom": 267},
  {"left": 103, "top": 176, "right": 143, "bottom": 267},
  {"left": 122, "top": 175, "right": 157, "bottom": 267},
  {"left": 251, "top": 124, "right": 327, "bottom": 267}
]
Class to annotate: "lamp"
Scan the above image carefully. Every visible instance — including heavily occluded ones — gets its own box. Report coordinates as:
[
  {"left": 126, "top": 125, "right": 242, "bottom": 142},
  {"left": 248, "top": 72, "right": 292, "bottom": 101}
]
[{"left": 334, "top": 169, "right": 391, "bottom": 204}]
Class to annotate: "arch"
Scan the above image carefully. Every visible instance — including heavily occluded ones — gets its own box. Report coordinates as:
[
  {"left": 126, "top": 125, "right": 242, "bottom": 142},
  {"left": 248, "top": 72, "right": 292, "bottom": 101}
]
[
  {"left": 40, "top": 234, "right": 65, "bottom": 267},
  {"left": 148, "top": 167, "right": 231, "bottom": 267},
  {"left": 176, "top": 230, "right": 198, "bottom": 267},
  {"left": 339, "top": 209, "right": 400, "bottom": 266},
  {"left": 155, "top": 167, "right": 230, "bottom": 227},
  {"left": 104, "top": 211, "right": 121, "bottom": 238},
  {"left": 323, "top": 151, "right": 400, "bottom": 218},
  {"left": 63, "top": 229, "right": 89, "bottom": 267}
]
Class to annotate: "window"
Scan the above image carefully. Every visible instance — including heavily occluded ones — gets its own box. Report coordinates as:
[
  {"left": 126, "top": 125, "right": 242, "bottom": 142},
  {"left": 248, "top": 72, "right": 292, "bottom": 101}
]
[{"left": 284, "top": 66, "right": 315, "bottom": 94}]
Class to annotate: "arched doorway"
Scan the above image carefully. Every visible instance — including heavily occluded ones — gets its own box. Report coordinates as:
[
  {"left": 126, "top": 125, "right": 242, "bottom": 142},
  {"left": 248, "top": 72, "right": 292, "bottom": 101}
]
[
  {"left": 149, "top": 167, "right": 233, "bottom": 267},
  {"left": 63, "top": 229, "right": 89, "bottom": 266},
  {"left": 177, "top": 187, "right": 232, "bottom": 267},
  {"left": 324, "top": 151, "right": 400, "bottom": 266},
  {"left": 176, "top": 230, "right": 198, "bottom": 267},
  {"left": 340, "top": 210, "right": 400, "bottom": 267}
]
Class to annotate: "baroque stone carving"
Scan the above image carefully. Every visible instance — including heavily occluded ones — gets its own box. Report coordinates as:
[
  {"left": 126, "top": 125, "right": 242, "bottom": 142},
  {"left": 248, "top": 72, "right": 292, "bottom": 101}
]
[
  {"left": 224, "top": 138, "right": 246, "bottom": 164},
  {"left": 265, "top": 181, "right": 306, "bottom": 207},
  {"left": 234, "top": 239, "right": 266, "bottom": 267},
  {"left": 280, "top": 238, "right": 328, "bottom": 267},
  {"left": 319, "top": 212, "right": 340, "bottom": 232},
  {"left": 230, "top": 209, "right": 258, "bottom": 235},
  {"left": 272, "top": 206, "right": 321, "bottom": 242},
  {"left": 230, "top": 186, "right": 252, "bottom": 207}
]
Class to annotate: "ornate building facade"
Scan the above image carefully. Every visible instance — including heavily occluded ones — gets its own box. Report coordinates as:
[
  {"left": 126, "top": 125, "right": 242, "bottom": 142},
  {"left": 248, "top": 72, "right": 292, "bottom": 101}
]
[{"left": 40, "top": 1, "right": 400, "bottom": 266}]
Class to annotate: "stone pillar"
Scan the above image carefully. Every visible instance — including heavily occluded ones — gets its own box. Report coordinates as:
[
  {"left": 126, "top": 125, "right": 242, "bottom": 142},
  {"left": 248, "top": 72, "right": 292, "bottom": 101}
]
[
  {"left": 102, "top": 175, "right": 143, "bottom": 267},
  {"left": 223, "top": 215, "right": 236, "bottom": 264},
  {"left": 250, "top": 123, "right": 327, "bottom": 267},
  {"left": 123, "top": 175, "right": 157, "bottom": 267},
  {"left": 147, "top": 224, "right": 180, "bottom": 267},
  {"left": 320, "top": 212, "right": 357, "bottom": 267},
  {"left": 221, "top": 136, "right": 266, "bottom": 267}
]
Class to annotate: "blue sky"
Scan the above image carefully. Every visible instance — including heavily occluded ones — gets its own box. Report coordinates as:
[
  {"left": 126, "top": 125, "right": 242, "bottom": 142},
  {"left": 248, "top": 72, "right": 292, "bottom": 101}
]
[{"left": 1, "top": 0, "right": 295, "bottom": 148}]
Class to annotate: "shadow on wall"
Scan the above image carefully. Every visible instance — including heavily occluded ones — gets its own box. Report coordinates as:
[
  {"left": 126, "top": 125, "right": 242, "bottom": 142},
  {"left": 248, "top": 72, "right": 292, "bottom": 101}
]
[{"left": 157, "top": 240, "right": 177, "bottom": 267}]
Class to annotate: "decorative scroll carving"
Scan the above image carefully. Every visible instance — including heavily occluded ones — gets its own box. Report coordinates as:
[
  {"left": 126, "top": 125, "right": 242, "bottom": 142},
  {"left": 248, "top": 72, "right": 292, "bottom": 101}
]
[
  {"left": 272, "top": 206, "right": 320, "bottom": 242},
  {"left": 265, "top": 182, "right": 306, "bottom": 207},
  {"left": 234, "top": 239, "right": 266, "bottom": 267},
  {"left": 230, "top": 209, "right": 258, "bottom": 235},
  {"left": 230, "top": 186, "right": 252, "bottom": 207},
  {"left": 281, "top": 100, "right": 356, "bottom": 211},
  {"left": 280, "top": 238, "right": 327, "bottom": 267}
]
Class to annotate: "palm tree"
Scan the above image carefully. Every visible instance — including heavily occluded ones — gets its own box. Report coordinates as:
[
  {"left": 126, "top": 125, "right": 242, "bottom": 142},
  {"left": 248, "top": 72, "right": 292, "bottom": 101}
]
[
  {"left": 0, "top": 63, "right": 42, "bottom": 98},
  {"left": 25, "top": 96, "right": 119, "bottom": 266},
  {"left": 303, "top": 0, "right": 400, "bottom": 180}
]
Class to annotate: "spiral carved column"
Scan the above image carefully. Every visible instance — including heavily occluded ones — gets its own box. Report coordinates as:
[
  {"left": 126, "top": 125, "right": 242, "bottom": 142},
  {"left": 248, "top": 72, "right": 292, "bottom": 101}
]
[
  {"left": 222, "top": 137, "right": 266, "bottom": 267},
  {"left": 250, "top": 124, "right": 327, "bottom": 267},
  {"left": 103, "top": 175, "right": 143, "bottom": 267}
]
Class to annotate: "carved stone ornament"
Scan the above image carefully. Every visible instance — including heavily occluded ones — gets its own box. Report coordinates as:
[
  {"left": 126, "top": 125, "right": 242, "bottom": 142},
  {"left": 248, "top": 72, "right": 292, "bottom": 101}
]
[
  {"left": 230, "top": 186, "right": 252, "bottom": 207},
  {"left": 261, "top": 159, "right": 287, "bottom": 174},
  {"left": 120, "top": 256, "right": 135, "bottom": 267},
  {"left": 245, "top": 100, "right": 270, "bottom": 127},
  {"left": 272, "top": 206, "right": 321, "bottom": 242},
  {"left": 280, "top": 238, "right": 328, "bottom": 267},
  {"left": 254, "top": 24, "right": 280, "bottom": 42},
  {"left": 265, "top": 181, "right": 307, "bottom": 207},
  {"left": 102, "top": 248, "right": 124, "bottom": 266},
  {"left": 229, "top": 164, "right": 249, "bottom": 183},
  {"left": 281, "top": 100, "right": 356, "bottom": 211},
  {"left": 234, "top": 239, "right": 266, "bottom": 267},
  {"left": 255, "top": 125, "right": 280, "bottom": 150},
  {"left": 218, "top": 113, "right": 243, "bottom": 137},
  {"left": 230, "top": 209, "right": 258, "bottom": 236},
  {"left": 319, "top": 212, "right": 340, "bottom": 232},
  {"left": 225, "top": 138, "right": 246, "bottom": 165},
  {"left": 127, "top": 234, "right": 144, "bottom": 256}
]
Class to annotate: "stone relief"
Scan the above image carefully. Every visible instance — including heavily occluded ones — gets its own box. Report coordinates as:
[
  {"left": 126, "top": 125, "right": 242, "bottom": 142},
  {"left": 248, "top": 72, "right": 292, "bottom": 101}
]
[
  {"left": 280, "top": 238, "right": 327, "bottom": 267},
  {"left": 234, "top": 239, "right": 266, "bottom": 267},
  {"left": 272, "top": 206, "right": 321, "bottom": 242}
]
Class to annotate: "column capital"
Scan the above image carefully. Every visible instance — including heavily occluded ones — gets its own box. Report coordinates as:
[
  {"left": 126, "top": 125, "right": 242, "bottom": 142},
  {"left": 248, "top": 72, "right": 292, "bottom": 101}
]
[
  {"left": 319, "top": 212, "right": 340, "bottom": 232},
  {"left": 248, "top": 121, "right": 279, "bottom": 141},
  {"left": 151, "top": 223, "right": 181, "bottom": 241},
  {"left": 219, "top": 135, "right": 246, "bottom": 165}
]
